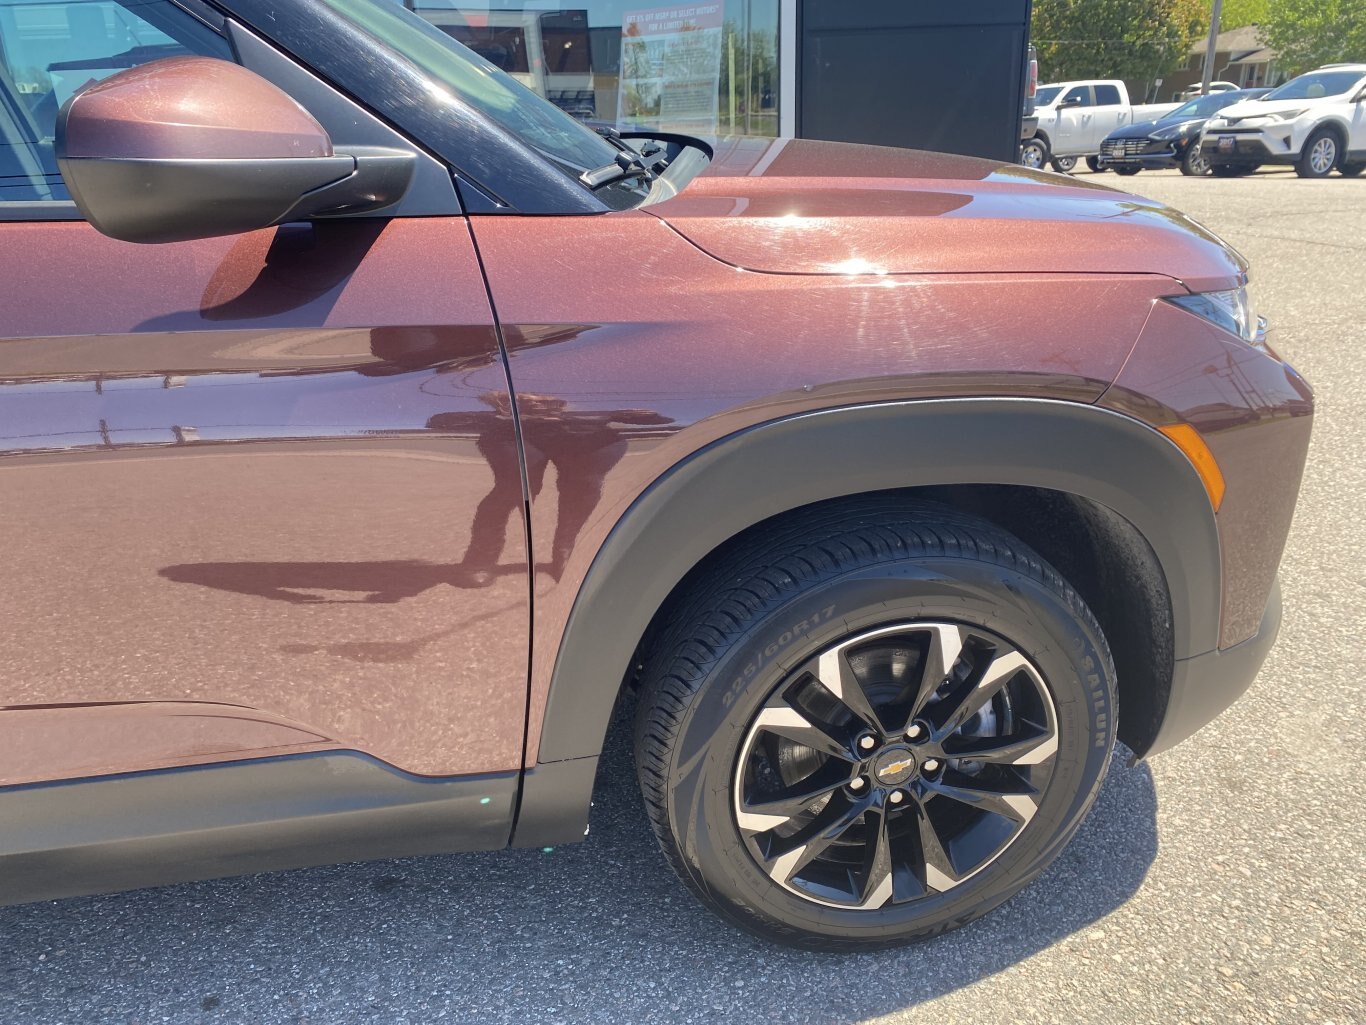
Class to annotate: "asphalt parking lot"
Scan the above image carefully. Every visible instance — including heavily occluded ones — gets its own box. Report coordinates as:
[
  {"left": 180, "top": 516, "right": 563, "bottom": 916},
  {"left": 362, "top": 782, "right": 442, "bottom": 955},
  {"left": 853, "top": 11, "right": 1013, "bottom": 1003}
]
[{"left": 3, "top": 167, "right": 1363, "bottom": 1025}]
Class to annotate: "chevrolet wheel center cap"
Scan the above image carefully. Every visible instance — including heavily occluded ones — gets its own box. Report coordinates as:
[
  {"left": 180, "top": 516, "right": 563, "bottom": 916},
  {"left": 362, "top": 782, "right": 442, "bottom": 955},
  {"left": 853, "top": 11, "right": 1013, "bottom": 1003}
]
[{"left": 873, "top": 748, "right": 918, "bottom": 786}]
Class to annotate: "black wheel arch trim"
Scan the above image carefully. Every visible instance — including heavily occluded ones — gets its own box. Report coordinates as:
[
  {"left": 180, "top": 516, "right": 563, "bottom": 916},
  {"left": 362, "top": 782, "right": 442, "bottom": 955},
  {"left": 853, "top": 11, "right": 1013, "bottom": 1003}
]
[{"left": 535, "top": 398, "right": 1222, "bottom": 776}]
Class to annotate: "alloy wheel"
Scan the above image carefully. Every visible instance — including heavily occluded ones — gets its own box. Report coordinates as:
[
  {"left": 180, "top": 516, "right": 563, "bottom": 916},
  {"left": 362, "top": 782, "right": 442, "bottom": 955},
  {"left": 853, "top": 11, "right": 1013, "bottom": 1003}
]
[
  {"left": 733, "top": 622, "right": 1058, "bottom": 911},
  {"left": 1310, "top": 136, "right": 1337, "bottom": 175}
]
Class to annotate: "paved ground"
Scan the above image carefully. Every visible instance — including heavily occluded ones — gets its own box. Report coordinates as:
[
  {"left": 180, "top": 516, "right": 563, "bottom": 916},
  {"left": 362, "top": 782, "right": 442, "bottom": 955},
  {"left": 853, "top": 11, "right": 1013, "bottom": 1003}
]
[{"left": 3, "top": 168, "right": 1363, "bottom": 1025}]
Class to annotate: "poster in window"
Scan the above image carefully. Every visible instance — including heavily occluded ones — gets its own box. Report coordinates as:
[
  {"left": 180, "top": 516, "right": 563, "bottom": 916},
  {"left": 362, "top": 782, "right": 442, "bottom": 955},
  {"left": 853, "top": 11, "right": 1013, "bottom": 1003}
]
[{"left": 618, "top": 3, "right": 723, "bottom": 132}]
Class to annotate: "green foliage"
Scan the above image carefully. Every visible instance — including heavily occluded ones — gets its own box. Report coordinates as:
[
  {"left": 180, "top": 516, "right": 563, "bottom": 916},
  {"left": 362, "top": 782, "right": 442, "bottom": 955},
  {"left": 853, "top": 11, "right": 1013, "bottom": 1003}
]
[
  {"left": 1033, "top": 0, "right": 1208, "bottom": 82},
  {"left": 1261, "top": 0, "right": 1366, "bottom": 74},
  {"left": 1213, "top": 0, "right": 1269, "bottom": 30}
]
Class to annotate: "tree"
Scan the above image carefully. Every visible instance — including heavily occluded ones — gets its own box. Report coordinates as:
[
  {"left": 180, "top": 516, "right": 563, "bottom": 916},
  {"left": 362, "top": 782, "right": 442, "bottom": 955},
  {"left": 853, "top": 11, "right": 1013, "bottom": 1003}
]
[
  {"left": 1261, "top": 0, "right": 1366, "bottom": 75},
  {"left": 1033, "top": 0, "right": 1208, "bottom": 82},
  {"left": 1212, "top": 0, "right": 1269, "bottom": 30}
]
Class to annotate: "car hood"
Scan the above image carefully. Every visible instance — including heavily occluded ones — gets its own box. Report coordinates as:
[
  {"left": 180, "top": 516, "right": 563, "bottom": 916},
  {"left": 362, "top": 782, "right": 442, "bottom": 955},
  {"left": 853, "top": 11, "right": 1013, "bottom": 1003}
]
[
  {"left": 1108, "top": 116, "right": 1207, "bottom": 140},
  {"left": 1213, "top": 98, "right": 1325, "bottom": 122},
  {"left": 645, "top": 138, "right": 1246, "bottom": 288},
  {"left": 1107, "top": 118, "right": 1177, "bottom": 139}
]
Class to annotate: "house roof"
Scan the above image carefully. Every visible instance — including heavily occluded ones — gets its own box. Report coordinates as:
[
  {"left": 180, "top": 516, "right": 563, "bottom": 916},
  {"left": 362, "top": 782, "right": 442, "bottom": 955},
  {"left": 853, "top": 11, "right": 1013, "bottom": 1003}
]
[{"left": 1188, "top": 24, "right": 1273, "bottom": 61}]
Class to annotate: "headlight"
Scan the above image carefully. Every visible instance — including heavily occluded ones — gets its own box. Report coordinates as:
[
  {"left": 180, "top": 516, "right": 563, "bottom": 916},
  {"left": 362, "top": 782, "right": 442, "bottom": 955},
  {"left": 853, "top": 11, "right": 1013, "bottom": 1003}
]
[
  {"left": 1267, "top": 109, "right": 1308, "bottom": 122},
  {"left": 1151, "top": 122, "right": 1195, "bottom": 141},
  {"left": 1166, "top": 283, "right": 1266, "bottom": 346}
]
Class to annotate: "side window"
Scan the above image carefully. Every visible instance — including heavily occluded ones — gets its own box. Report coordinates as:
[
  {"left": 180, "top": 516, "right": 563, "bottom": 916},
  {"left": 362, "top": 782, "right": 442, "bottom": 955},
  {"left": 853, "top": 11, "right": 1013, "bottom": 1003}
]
[
  {"left": 1062, "top": 85, "right": 1090, "bottom": 108},
  {"left": 1094, "top": 84, "right": 1122, "bottom": 106},
  {"left": 0, "top": 0, "right": 231, "bottom": 202}
]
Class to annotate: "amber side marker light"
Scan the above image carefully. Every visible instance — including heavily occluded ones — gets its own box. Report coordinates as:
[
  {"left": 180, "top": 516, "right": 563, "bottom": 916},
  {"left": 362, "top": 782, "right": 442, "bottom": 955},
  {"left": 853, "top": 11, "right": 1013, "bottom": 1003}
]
[{"left": 1160, "top": 423, "right": 1226, "bottom": 511}]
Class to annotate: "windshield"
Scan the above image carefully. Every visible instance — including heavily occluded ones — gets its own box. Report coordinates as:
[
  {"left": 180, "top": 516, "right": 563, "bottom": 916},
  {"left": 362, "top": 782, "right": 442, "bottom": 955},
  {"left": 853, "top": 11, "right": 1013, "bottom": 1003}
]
[
  {"left": 1265, "top": 69, "right": 1365, "bottom": 100},
  {"left": 314, "top": 0, "right": 622, "bottom": 181},
  {"left": 1163, "top": 92, "right": 1243, "bottom": 121},
  {"left": 1035, "top": 85, "right": 1063, "bottom": 106}
]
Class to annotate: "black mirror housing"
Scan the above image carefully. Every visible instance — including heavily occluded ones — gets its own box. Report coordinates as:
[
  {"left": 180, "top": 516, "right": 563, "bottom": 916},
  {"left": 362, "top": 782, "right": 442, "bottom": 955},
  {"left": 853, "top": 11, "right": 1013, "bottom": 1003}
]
[{"left": 56, "top": 57, "right": 414, "bottom": 244}]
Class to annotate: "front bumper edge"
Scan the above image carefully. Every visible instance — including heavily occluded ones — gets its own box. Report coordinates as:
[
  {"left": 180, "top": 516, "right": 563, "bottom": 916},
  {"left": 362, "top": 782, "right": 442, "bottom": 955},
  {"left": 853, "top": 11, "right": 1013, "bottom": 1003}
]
[{"left": 1141, "top": 577, "right": 1282, "bottom": 759}]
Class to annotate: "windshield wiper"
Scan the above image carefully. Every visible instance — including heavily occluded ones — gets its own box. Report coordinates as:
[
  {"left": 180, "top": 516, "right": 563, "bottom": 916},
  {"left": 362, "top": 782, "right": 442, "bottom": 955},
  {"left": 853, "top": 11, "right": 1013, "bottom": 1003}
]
[
  {"left": 580, "top": 127, "right": 673, "bottom": 189},
  {"left": 579, "top": 149, "right": 656, "bottom": 190}
]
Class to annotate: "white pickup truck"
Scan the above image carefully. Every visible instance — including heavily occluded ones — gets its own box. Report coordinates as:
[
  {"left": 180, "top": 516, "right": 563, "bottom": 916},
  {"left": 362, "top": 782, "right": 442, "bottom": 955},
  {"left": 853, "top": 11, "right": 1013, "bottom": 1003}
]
[{"left": 1021, "top": 80, "right": 1179, "bottom": 172}]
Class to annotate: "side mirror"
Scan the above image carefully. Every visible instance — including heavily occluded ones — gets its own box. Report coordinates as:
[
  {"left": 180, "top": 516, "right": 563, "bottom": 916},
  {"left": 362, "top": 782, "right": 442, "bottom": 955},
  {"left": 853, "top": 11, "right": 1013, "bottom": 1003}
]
[
  {"left": 1058, "top": 96, "right": 1083, "bottom": 109},
  {"left": 57, "top": 57, "right": 414, "bottom": 244}
]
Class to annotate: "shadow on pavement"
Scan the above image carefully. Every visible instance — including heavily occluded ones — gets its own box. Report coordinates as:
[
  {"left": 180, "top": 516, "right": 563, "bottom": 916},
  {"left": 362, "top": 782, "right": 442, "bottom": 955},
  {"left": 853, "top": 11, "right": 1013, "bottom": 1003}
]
[{"left": 0, "top": 714, "right": 1158, "bottom": 1025}]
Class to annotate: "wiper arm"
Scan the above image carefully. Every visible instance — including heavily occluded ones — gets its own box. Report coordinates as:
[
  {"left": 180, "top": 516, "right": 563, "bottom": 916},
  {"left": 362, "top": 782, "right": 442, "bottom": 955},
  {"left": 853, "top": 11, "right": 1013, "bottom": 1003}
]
[{"left": 580, "top": 149, "right": 656, "bottom": 190}]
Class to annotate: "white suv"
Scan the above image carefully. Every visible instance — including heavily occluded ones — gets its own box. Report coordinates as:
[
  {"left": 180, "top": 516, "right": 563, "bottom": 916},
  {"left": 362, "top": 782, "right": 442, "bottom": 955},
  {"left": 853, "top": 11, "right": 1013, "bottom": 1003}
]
[{"left": 1201, "top": 65, "right": 1366, "bottom": 178}]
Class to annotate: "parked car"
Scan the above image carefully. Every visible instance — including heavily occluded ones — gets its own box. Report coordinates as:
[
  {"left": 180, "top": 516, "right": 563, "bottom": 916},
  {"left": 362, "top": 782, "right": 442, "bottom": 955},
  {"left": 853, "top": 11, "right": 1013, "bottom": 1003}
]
[
  {"left": 1099, "top": 88, "right": 1270, "bottom": 176},
  {"left": 1201, "top": 64, "right": 1366, "bottom": 177},
  {"left": 1025, "top": 79, "right": 1179, "bottom": 171},
  {"left": 1178, "top": 80, "right": 1241, "bottom": 101},
  {"left": 0, "top": 0, "right": 1313, "bottom": 951},
  {"left": 1019, "top": 44, "right": 1041, "bottom": 164}
]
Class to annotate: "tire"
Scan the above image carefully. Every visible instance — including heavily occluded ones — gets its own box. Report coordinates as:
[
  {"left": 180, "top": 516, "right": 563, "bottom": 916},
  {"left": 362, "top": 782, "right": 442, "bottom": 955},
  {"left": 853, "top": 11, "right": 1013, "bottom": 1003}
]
[
  {"left": 1180, "top": 143, "right": 1209, "bottom": 176},
  {"left": 1050, "top": 155, "right": 1077, "bottom": 173},
  {"left": 1340, "top": 162, "right": 1365, "bottom": 177},
  {"left": 1114, "top": 167, "right": 1140, "bottom": 176},
  {"left": 634, "top": 498, "right": 1118, "bottom": 951},
  {"left": 1085, "top": 156, "right": 1103, "bottom": 173},
  {"left": 1019, "top": 136, "right": 1049, "bottom": 170},
  {"left": 1296, "top": 129, "right": 1339, "bottom": 178}
]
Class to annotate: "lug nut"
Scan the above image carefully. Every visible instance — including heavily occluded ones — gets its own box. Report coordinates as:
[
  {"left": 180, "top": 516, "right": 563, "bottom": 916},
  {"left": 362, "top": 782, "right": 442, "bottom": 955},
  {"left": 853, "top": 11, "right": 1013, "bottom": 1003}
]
[
  {"left": 849, "top": 776, "right": 867, "bottom": 791},
  {"left": 906, "top": 723, "right": 924, "bottom": 741},
  {"left": 858, "top": 734, "right": 877, "bottom": 751},
  {"left": 922, "top": 758, "right": 940, "bottom": 774},
  {"left": 888, "top": 790, "right": 905, "bottom": 805}
]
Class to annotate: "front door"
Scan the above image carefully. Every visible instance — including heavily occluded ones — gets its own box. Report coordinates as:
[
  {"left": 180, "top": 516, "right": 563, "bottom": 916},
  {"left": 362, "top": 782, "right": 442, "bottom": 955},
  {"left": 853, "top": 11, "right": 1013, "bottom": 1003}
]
[{"left": 0, "top": 0, "right": 529, "bottom": 787}]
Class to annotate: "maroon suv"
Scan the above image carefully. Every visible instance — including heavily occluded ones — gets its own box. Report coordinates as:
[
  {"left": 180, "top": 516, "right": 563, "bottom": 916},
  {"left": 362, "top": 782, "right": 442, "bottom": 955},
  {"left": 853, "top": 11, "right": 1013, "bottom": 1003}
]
[{"left": 0, "top": 0, "right": 1311, "bottom": 950}]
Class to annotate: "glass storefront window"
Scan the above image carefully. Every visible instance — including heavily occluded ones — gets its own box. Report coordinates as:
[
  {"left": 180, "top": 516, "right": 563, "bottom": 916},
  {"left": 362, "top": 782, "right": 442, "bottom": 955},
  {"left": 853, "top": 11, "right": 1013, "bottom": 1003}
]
[{"left": 403, "top": 0, "right": 779, "bottom": 137}]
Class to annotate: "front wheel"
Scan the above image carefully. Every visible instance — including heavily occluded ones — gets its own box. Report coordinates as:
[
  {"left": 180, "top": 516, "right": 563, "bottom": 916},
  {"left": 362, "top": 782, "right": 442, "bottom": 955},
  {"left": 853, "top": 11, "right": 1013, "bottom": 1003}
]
[
  {"left": 634, "top": 499, "right": 1118, "bottom": 950},
  {"left": 1050, "top": 155, "right": 1077, "bottom": 173},
  {"left": 1019, "top": 136, "right": 1049, "bottom": 169},
  {"left": 1181, "top": 143, "right": 1209, "bottom": 176},
  {"left": 1296, "top": 129, "right": 1339, "bottom": 178},
  {"left": 1114, "top": 167, "right": 1140, "bottom": 176}
]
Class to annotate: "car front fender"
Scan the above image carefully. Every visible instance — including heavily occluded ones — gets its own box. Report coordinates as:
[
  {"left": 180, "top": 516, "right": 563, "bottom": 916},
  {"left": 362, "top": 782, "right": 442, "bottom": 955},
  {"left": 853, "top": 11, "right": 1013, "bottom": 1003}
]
[{"left": 513, "top": 397, "right": 1221, "bottom": 845}]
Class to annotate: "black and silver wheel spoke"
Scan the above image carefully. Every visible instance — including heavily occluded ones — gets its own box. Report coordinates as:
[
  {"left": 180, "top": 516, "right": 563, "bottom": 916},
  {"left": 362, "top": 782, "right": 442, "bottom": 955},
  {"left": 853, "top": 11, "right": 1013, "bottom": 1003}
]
[
  {"left": 760, "top": 791, "right": 869, "bottom": 884},
  {"left": 810, "top": 647, "right": 883, "bottom": 732},
  {"left": 931, "top": 650, "right": 1029, "bottom": 737},
  {"left": 926, "top": 767, "right": 1040, "bottom": 825},
  {"left": 940, "top": 721, "right": 1058, "bottom": 766},
  {"left": 736, "top": 762, "right": 852, "bottom": 833},
  {"left": 911, "top": 798, "right": 959, "bottom": 894},
  {"left": 855, "top": 805, "right": 895, "bottom": 910},
  {"left": 735, "top": 620, "right": 1057, "bottom": 910},
  {"left": 749, "top": 701, "right": 858, "bottom": 761},
  {"left": 903, "top": 623, "right": 964, "bottom": 727}
]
